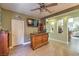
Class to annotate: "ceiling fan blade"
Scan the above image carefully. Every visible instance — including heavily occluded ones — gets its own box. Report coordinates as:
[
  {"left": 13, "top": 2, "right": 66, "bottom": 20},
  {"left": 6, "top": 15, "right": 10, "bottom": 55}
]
[
  {"left": 38, "top": 3, "right": 42, "bottom": 5},
  {"left": 44, "top": 8, "right": 51, "bottom": 13},
  {"left": 38, "top": 3, "right": 44, "bottom": 5},
  {"left": 46, "top": 3, "right": 57, "bottom": 7},
  {"left": 31, "top": 8, "right": 40, "bottom": 11}
]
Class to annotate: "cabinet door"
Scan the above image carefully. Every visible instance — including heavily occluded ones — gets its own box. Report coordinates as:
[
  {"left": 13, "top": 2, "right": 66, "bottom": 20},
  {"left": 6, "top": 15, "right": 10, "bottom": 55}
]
[
  {"left": 0, "top": 34, "right": 3, "bottom": 56},
  {"left": 35, "top": 35, "right": 42, "bottom": 47},
  {"left": 31, "top": 36, "right": 36, "bottom": 48},
  {"left": 3, "top": 32, "right": 9, "bottom": 55},
  {"left": 42, "top": 34, "right": 48, "bottom": 42},
  {"left": 0, "top": 32, "right": 9, "bottom": 56}
]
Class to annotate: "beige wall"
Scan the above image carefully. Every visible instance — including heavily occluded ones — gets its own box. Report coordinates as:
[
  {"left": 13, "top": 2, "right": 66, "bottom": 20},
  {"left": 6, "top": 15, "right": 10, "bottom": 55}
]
[
  {"left": 1, "top": 8, "right": 38, "bottom": 46},
  {"left": 46, "top": 17, "right": 68, "bottom": 44},
  {"left": 46, "top": 9, "right": 79, "bottom": 44}
]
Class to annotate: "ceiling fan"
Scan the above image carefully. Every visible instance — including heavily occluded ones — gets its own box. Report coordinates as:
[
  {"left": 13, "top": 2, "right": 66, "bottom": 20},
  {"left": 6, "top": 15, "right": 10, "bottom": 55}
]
[{"left": 31, "top": 3, "right": 58, "bottom": 13}]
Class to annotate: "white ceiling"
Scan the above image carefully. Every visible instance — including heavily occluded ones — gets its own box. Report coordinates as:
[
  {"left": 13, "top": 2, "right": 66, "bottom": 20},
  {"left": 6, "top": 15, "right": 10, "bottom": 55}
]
[{"left": 0, "top": 3, "right": 79, "bottom": 18}]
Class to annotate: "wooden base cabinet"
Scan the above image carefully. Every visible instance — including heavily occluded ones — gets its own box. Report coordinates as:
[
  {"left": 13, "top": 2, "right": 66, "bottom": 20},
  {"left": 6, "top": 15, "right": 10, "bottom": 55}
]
[
  {"left": 0, "top": 31, "right": 9, "bottom": 56},
  {"left": 31, "top": 33, "right": 48, "bottom": 50}
]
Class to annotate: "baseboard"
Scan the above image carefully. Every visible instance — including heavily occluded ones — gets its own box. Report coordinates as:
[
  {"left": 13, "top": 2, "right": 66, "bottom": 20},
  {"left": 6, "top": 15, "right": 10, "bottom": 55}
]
[
  {"left": 51, "top": 39, "right": 68, "bottom": 44},
  {"left": 22, "top": 41, "right": 31, "bottom": 45},
  {"left": 9, "top": 41, "right": 31, "bottom": 49}
]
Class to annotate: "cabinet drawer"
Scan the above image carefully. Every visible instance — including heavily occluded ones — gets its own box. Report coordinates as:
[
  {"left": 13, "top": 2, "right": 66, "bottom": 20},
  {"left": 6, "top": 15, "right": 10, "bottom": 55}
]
[
  {"left": 31, "top": 33, "right": 48, "bottom": 50},
  {"left": 0, "top": 47, "right": 3, "bottom": 56},
  {"left": 35, "top": 36, "right": 42, "bottom": 45},
  {"left": 42, "top": 35, "right": 48, "bottom": 42},
  {"left": 42, "top": 35, "right": 48, "bottom": 39},
  {"left": 43, "top": 34, "right": 48, "bottom": 37}
]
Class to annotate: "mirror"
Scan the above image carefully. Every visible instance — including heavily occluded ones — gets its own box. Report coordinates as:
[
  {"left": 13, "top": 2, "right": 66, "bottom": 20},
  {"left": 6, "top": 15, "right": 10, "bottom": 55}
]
[{"left": 57, "top": 19, "right": 63, "bottom": 33}]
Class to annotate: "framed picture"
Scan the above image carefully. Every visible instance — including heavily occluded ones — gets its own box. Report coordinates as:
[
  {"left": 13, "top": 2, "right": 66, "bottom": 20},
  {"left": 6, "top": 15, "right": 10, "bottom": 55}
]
[{"left": 27, "top": 18, "right": 39, "bottom": 27}]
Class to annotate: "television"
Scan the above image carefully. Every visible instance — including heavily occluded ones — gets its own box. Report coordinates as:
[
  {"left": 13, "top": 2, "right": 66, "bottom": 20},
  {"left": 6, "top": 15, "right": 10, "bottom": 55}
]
[{"left": 27, "top": 18, "right": 39, "bottom": 27}]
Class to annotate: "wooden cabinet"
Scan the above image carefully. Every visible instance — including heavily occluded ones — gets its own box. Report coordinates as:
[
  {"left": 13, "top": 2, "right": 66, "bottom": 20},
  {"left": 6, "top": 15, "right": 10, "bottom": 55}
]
[
  {"left": 31, "top": 33, "right": 48, "bottom": 50},
  {"left": 0, "top": 31, "right": 9, "bottom": 56},
  {"left": 42, "top": 34, "right": 48, "bottom": 42}
]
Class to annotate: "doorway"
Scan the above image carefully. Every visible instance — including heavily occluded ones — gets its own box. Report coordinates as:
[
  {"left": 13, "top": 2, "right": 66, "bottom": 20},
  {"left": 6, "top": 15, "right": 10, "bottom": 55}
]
[
  {"left": 68, "top": 17, "right": 79, "bottom": 52},
  {"left": 11, "top": 19, "right": 24, "bottom": 47},
  {"left": 67, "top": 18, "right": 73, "bottom": 43}
]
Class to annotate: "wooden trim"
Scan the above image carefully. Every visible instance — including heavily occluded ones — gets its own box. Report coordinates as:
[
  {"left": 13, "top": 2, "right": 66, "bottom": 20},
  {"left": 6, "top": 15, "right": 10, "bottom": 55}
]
[{"left": 41, "top": 5, "right": 79, "bottom": 19}]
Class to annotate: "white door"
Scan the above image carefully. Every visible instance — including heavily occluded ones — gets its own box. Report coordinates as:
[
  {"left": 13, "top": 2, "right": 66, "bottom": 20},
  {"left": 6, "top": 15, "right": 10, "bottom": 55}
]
[{"left": 12, "top": 19, "right": 24, "bottom": 47}]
